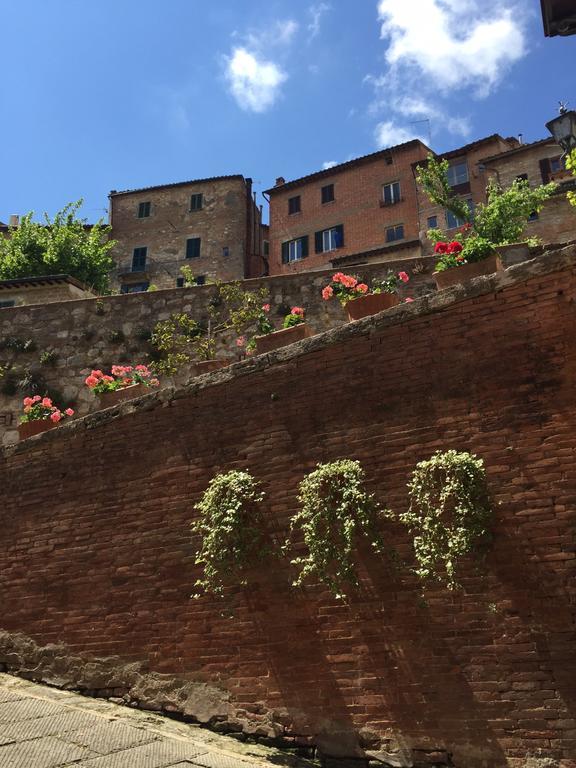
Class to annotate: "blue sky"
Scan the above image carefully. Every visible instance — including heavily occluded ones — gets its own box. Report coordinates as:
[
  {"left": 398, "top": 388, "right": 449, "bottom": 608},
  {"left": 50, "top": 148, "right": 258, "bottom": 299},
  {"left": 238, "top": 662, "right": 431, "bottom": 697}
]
[{"left": 0, "top": 0, "right": 573, "bottom": 224}]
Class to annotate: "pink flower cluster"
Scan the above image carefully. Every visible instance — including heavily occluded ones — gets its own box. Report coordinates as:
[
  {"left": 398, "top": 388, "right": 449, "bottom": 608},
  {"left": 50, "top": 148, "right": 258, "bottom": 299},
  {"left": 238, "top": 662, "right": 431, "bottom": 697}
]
[
  {"left": 291, "top": 306, "right": 305, "bottom": 317},
  {"left": 261, "top": 303, "right": 271, "bottom": 313},
  {"left": 85, "top": 364, "right": 160, "bottom": 394},
  {"left": 22, "top": 395, "right": 74, "bottom": 423},
  {"left": 398, "top": 271, "right": 410, "bottom": 282}
]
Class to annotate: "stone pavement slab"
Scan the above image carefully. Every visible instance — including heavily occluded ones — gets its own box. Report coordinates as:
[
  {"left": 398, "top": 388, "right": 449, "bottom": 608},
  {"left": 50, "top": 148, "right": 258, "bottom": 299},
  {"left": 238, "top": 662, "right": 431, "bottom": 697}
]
[{"left": 0, "top": 673, "right": 317, "bottom": 767}]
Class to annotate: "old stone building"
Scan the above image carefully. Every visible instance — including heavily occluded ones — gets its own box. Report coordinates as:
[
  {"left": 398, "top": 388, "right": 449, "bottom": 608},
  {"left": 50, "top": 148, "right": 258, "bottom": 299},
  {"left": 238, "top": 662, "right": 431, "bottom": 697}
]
[
  {"left": 265, "top": 139, "right": 432, "bottom": 275},
  {"left": 0, "top": 275, "right": 95, "bottom": 308},
  {"left": 109, "top": 175, "right": 267, "bottom": 292}
]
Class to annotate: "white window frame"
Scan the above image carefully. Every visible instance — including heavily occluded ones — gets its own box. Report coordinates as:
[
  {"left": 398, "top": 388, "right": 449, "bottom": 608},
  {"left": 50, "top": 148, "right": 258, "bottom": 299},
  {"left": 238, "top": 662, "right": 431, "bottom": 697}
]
[
  {"left": 382, "top": 181, "right": 401, "bottom": 205},
  {"left": 445, "top": 198, "right": 473, "bottom": 230},
  {"left": 288, "top": 238, "right": 304, "bottom": 262},
  {"left": 321, "top": 227, "right": 339, "bottom": 253},
  {"left": 446, "top": 161, "right": 469, "bottom": 187}
]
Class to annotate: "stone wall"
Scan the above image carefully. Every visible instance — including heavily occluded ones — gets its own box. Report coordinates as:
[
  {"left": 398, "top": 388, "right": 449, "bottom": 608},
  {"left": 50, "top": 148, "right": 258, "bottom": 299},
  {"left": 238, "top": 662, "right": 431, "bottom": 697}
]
[
  {"left": 0, "top": 255, "right": 435, "bottom": 446},
  {"left": 1, "top": 247, "right": 576, "bottom": 767}
]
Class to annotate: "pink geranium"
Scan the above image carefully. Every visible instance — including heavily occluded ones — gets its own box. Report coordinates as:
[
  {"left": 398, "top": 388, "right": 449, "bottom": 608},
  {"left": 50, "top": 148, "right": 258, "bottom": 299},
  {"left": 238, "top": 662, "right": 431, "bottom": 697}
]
[
  {"left": 262, "top": 303, "right": 271, "bottom": 313},
  {"left": 322, "top": 286, "right": 333, "bottom": 300},
  {"left": 356, "top": 283, "right": 368, "bottom": 294},
  {"left": 398, "top": 271, "right": 409, "bottom": 283},
  {"left": 291, "top": 306, "right": 305, "bottom": 317},
  {"left": 50, "top": 411, "right": 62, "bottom": 423}
]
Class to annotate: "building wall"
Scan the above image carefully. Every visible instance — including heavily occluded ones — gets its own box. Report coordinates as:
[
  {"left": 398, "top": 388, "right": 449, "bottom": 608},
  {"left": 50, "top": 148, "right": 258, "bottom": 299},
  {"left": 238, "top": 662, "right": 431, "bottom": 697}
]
[
  {"left": 0, "top": 255, "right": 434, "bottom": 446},
  {"left": 1, "top": 247, "right": 576, "bottom": 767},
  {"left": 268, "top": 141, "right": 431, "bottom": 276},
  {"left": 109, "top": 177, "right": 261, "bottom": 292},
  {"left": 0, "top": 282, "right": 92, "bottom": 307}
]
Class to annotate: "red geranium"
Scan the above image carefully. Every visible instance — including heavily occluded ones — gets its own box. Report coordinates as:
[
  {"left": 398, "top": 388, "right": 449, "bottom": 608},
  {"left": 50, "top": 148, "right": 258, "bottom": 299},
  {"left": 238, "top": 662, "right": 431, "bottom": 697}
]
[
  {"left": 447, "top": 241, "right": 463, "bottom": 254},
  {"left": 434, "top": 242, "right": 448, "bottom": 254}
]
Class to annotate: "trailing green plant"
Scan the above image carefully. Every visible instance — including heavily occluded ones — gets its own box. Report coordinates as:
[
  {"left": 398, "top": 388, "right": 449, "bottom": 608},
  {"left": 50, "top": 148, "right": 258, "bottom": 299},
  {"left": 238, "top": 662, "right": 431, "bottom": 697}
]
[
  {"left": 400, "top": 450, "right": 492, "bottom": 590},
  {"left": 0, "top": 201, "right": 115, "bottom": 293},
  {"left": 108, "top": 329, "right": 125, "bottom": 344},
  {"left": 192, "top": 470, "right": 267, "bottom": 598},
  {"left": 39, "top": 349, "right": 58, "bottom": 367},
  {"left": 287, "top": 460, "right": 387, "bottom": 599}
]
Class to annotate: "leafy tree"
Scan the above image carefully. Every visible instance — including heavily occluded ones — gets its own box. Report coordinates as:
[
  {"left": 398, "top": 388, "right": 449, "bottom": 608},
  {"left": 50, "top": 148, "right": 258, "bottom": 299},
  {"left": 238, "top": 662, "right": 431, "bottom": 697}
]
[
  {"left": 566, "top": 149, "right": 576, "bottom": 208},
  {"left": 416, "top": 155, "right": 556, "bottom": 246},
  {"left": 0, "top": 201, "right": 115, "bottom": 293}
]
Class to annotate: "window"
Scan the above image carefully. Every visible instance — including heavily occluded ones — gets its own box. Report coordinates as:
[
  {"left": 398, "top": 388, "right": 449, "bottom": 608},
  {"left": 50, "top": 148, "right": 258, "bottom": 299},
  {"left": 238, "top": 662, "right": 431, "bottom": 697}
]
[
  {"left": 281, "top": 236, "right": 309, "bottom": 263},
  {"left": 385, "top": 224, "right": 404, "bottom": 243},
  {"left": 176, "top": 277, "right": 185, "bottom": 288},
  {"left": 446, "top": 199, "right": 473, "bottom": 229},
  {"left": 0, "top": 300, "right": 15, "bottom": 308},
  {"left": 550, "top": 156, "right": 564, "bottom": 173},
  {"left": 137, "top": 201, "right": 151, "bottom": 218},
  {"left": 384, "top": 154, "right": 393, "bottom": 165},
  {"left": 131, "top": 247, "right": 147, "bottom": 271},
  {"left": 427, "top": 215, "right": 438, "bottom": 229},
  {"left": 528, "top": 211, "right": 539, "bottom": 222},
  {"left": 190, "top": 193, "right": 203, "bottom": 211},
  {"left": 288, "top": 196, "right": 301, "bottom": 215},
  {"left": 222, "top": 246, "right": 230, "bottom": 258},
  {"left": 447, "top": 161, "right": 469, "bottom": 187},
  {"left": 321, "top": 184, "right": 335, "bottom": 204},
  {"left": 186, "top": 237, "right": 201, "bottom": 259},
  {"left": 121, "top": 282, "right": 149, "bottom": 294},
  {"left": 263, "top": 240, "right": 269, "bottom": 256},
  {"left": 516, "top": 173, "right": 529, "bottom": 182},
  {"left": 315, "top": 225, "right": 344, "bottom": 253},
  {"left": 195, "top": 275, "right": 206, "bottom": 286},
  {"left": 382, "top": 181, "right": 401, "bottom": 205}
]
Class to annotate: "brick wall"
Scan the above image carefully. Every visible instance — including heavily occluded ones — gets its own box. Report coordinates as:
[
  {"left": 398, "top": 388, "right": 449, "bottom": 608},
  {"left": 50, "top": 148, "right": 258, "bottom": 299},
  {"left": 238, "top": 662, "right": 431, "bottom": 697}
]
[
  {"left": 1, "top": 247, "right": 575, "bottom": 767},
  {"left": 0, "top": 256, "right": 433, "bottom": 446},
  {"left": 268, "top": 141, "right": 430, "bottom": 275}
]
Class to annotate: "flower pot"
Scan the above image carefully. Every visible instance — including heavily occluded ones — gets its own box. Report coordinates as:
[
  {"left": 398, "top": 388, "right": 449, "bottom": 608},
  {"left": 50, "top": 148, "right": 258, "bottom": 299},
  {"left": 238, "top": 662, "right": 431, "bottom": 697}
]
[
  {"left": 18, "top": 419, "right": 56, "bottom": 441},
  {"left": 255, "top": 323, "right": 312, "bottom": 354},
  {"left": 496, "top": 242, "right": 530, "bottom": 268},
  {"left": 194, "top": 360, "right": 229, "bottom": 375},
  {"left": 345, "top": 292, "right": 400, "bottom": 321},
  {"left": 98, "top": 382, "right": 149, "bottom": 409},
  {"left": 433, "top": 252, "right": 503, "bottom": 290}
]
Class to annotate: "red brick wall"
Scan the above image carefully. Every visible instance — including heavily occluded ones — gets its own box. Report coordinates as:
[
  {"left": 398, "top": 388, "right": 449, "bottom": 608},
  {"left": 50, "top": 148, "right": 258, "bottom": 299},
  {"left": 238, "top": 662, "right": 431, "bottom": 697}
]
[
  {"left": 1, "top": 251, "right": 576, "bottom": 766},
  {"left": 268, "top": 142, "right": 430, "bottom": 275}
]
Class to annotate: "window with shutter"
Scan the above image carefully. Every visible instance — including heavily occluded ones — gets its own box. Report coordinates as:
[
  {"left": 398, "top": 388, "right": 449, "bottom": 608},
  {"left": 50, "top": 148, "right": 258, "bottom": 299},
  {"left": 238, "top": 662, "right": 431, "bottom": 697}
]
[
  {"left": 539, "top": 158, "right": 552, "bottom": 184},
  {"left": 137, "top": 202, "right": 151, "bottom": 218},
  {"left": 382, "top": 182, "right": 401, "bottom": 205},
  {"left": 283, "top": 236, "right": 308, "bottom": 262},
  {"left": 288, "top": 196, "right": 301, "bottom": 215},
  {"left": 385, "top": 225, "right": 404, "bottom": 243},
  {"left": 131, "top": 247, "right": 147, "bottom": 271},
  {"left": 190, "top": 194, "right": 203, "bottom": 211},
  {"left": 321, "top": 184, "right": 335, "bottom": 204},
  {"left": 317, "top": 226, "right": 344, "bottom": 253},
  {"left": 186, "top": 238, "right": 201, "bottom": 259}
]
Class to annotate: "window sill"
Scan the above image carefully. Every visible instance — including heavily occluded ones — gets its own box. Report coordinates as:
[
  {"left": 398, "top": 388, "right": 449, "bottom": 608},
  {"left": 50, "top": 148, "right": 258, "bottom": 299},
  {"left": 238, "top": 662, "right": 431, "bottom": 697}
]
[
  {"left": 321, "top": 200, "right": 335, "bottom": 206},
  {"left": 380, "top": 199, "right": 404, "bottom": 207},
  {"left": 288, "top": 211, "right": 302, "bottom": 217}
]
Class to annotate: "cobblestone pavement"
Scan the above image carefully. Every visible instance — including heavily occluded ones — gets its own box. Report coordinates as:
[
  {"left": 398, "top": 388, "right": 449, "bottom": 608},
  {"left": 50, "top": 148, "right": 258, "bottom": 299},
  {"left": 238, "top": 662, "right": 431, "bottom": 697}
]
[{"left": 0, "top": 673, "right": 315, "bottom": 768}]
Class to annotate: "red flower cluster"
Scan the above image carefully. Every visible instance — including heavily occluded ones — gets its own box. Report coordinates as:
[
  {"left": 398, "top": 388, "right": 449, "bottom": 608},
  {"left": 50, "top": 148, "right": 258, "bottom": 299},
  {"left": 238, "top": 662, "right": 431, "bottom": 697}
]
[
  {"left": 434, "top": 241, "right": 463, "bottom": 255},
  {"left": 291, "top": 306, "right": 305, "bottom": 317},
  {"left": 85, "top": 365, "right": 160, "bottom": 394}
]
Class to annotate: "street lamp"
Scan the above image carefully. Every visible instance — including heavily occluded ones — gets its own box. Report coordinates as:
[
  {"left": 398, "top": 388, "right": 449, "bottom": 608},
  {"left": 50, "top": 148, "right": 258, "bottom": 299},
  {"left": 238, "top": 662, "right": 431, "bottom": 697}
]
[{"left": 546, "top": 104, "right": 576, "bottom": 156}]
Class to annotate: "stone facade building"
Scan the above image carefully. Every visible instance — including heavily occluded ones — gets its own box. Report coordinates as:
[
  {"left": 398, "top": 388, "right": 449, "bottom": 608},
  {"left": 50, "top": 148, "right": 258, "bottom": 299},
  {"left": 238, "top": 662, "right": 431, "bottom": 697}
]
[
  {"left": 109, "top": 175, "right": 267, "bottom": 292},
  {"left": 0, "top": 275, "right": 95, "bottom": 308},
  {"left": 265, "top": 140, "right": 432, "bottom": 275}
]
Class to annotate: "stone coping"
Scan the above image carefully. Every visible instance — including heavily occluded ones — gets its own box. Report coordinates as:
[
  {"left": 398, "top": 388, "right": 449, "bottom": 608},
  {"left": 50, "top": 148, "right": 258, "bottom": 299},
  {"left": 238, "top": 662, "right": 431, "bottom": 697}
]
[{"left": 2, "top": 244, "right": 574, "bottom": 460}]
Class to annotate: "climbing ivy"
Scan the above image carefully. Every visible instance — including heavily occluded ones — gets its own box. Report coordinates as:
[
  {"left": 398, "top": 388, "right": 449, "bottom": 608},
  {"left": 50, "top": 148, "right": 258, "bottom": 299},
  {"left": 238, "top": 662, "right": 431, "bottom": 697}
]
[
  {"left": 400, "top": 450, "right": 492, "bottom": 589},
  {"left": 287, "top": 460, "right": 387, "bottom": 599},
  {"left": 192, "top": 470, "right": 267, "bottom": 598}
]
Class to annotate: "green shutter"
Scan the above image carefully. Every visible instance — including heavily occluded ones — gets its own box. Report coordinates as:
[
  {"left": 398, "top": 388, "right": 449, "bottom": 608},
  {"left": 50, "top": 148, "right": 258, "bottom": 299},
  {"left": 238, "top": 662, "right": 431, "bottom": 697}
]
[
  {"left": 301, "top": 236, "right": 309, "bottom": 258},
  {"left": 315, "top": 231, "right": 323, "bottom": 253},
  {"left": 281, "top": 242, "right": 289, "bottom": 263}
]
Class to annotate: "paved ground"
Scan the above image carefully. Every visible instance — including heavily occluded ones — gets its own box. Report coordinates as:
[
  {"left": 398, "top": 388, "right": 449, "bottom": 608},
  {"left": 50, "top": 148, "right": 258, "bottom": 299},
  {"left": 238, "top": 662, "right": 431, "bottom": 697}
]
[{"left": 0, "top": 673, "right": 315, "bottom": 768}]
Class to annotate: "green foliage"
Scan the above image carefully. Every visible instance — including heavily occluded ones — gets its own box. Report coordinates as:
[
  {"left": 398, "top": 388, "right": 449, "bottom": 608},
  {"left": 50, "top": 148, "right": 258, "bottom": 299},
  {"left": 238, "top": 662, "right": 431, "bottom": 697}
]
[
  {"left": 472, "top": 179, "right": 556, "bottom": 245},
  {"left": 39, "top": 349, "right": 58, "bottom": 366},
  {"left": 0, "top": 201, "right": 115, "bottom": 294},
  {"left": 416, "top": 156, "right": 472, "bottom": 224},
  {"left": 418, "top": 155, "right": 556, "bottom": 255},
  {"left": 192, "top": 471, "right": 267, "bottom": 597},
  {"left": 400, "top": 450, "right": 492, "bottom": 590},
  {"left": 179, "top": 265, "right": 196, "bottom": 287},
  {"left": 151, "top": 282, "right": 268, "bottom": 372},
  {"left": 566, "top": 149, "right": 576, "bottom": 208},
  {"left": 288, "top": 460, "right": 387, "bottom": 599}
]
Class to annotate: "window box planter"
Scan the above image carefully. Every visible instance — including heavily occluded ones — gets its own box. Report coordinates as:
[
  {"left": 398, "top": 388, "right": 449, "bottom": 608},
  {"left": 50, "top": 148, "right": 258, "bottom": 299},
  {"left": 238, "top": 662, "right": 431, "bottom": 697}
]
[
  {"left": 433, "top": 252, "right": 503, "bottom": 290},
  {"left": 255, "top": 323, "right": 312, "bottom": 354},
  {"left": 18, "top": 419, "right": 56, "bottom": 441},
  {"left": 98, "top": 382, "right": 149, "bottom": 409},
  {"left": 194, "top": 360, "right": 229, "bottom": 375},
  {"left": 346, "top": 292, "right": 400, "bottom": 321}
]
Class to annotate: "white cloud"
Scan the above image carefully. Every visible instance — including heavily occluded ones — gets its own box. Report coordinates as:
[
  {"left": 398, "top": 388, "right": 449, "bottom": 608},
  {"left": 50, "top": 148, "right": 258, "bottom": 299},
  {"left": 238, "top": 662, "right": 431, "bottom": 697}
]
[
  {"left": 375, "top": 121, "right": 427, "bottom": 148},
  {"left": 377, "top": 0, "right": 526, "bottom": 95},
  {"left": 225, "top": 48, "right": 288, "bottom": 113},
  {"left": 245, "top": 19, "right": 299, "bottom": 51},
  {"left": 308, "top": 3, "right": 331, "bottom": 41},
  {"left": 322, "top": 160, "right": 338, "bottom": 169}
]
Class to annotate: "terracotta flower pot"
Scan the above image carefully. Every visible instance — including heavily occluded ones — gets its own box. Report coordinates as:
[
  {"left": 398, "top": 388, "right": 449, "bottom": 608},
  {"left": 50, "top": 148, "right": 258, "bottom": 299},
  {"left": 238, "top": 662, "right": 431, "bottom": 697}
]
[
  {"left": 194, "top": 360, "right": 229, "bottom": 375},
  {"left": 18, "top": 419, "right": 56, "bottom": 441},
  {"left": 433, "top": 252, "right": 503, "bottom": 290},
  {"left": 255, "top": 323, "right": 312, "bottom": 354},
  {"left": 345, "top": 292, "right": 400, "bottom": 321},
  {"left": 98, "top": 382, "right": 149, "bottom": 409}
]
